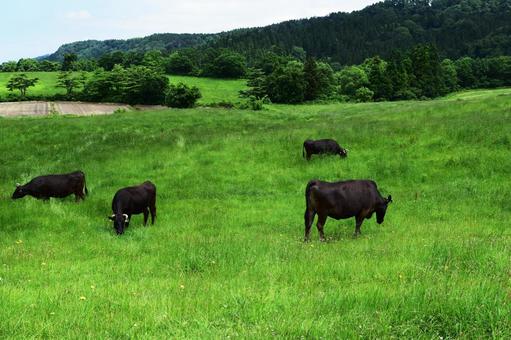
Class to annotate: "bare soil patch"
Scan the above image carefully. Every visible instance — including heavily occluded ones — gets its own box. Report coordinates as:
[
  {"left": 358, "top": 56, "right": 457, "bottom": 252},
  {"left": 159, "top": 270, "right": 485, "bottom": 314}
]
[
  {"left": 0, "top": 101, "right": 49, "bottom": 116},
  {"left": 0, "top": 101, "right": 141, "bottom": 117}
]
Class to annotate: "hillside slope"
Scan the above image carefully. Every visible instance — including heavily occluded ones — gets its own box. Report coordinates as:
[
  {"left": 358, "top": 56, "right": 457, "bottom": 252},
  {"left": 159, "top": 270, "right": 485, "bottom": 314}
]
[{"left": 45, "top": 0, "right": 511, "bottom": 64}]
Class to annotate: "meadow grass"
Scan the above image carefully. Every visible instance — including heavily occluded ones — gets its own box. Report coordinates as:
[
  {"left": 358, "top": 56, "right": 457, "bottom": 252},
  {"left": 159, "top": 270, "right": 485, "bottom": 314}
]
[
  {"left": 0, "top": 89, "right": 510, "bottom": 338},
  {"left": 0, "top": 72, "right": 67, "bottom": 97},
  {"left": 0, "top": 72, "right": 246, "bottom": 104}
]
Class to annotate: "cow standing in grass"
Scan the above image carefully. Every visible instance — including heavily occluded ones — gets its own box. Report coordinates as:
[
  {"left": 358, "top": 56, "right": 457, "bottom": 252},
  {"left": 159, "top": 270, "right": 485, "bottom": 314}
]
[
  {"left": 11, "top": 171, "right": 88, "bottom": 201},
  {"left": 109, "top": 181, "right": 157, "bottom": 235},
  {"left": 303, "top": 139, "right": 348, "bottom": 160},
  {"left": 304, "top": 179, "right": 392, "bottom": 242}
]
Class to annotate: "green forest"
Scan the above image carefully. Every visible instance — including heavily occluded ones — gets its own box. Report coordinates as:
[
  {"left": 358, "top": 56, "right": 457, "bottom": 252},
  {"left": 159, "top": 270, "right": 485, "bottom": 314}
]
[{"left": 40, "top": 0, "right": 511, "bottom": 64}]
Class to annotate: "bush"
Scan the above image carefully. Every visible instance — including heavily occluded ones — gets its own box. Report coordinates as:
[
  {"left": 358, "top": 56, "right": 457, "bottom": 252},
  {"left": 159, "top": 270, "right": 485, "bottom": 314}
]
[
  {"left": 354, "top": 87, "right": 374, "bottom": 102},
  {"left": 239, "top": 95, "right": 266, "bottom": 110},
  {"left": 165, "top": 83, "right": 202, "bottom": 108}
]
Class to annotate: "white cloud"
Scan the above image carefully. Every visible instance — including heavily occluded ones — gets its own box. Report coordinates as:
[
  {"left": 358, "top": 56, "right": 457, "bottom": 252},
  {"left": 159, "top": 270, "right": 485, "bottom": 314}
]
[{"left": 65, "top": 10, "right": 92, "bottom": 20}]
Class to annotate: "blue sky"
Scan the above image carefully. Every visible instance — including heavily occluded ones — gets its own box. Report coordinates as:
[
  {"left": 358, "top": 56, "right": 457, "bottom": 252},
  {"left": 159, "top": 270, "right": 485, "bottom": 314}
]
[{"left": 0, "top": 0, "right": 379, "bottom": 62}]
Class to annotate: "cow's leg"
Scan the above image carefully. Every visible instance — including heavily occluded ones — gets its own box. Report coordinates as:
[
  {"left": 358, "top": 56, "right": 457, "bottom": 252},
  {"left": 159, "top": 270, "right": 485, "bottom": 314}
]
[
  {"left": 143, "top": 208, "right": 149, "bottom": 226},
  {"left": 354, "top": 215, "right": 364, "bottom": 237},
  {"left": 306, "top": 152, "right": 312, "bottom": 161},
  {"left": 317, "top": 214, "right": 327, "bottom": 242},
  {"left": 149, "top": 205, "right": 156, "bottom": 225},
  {"left": 304, "top": 209, "right": 316, "bottom": 242},
  {"left": 75, "top": 192, "right": 84, "bottom": 202}
]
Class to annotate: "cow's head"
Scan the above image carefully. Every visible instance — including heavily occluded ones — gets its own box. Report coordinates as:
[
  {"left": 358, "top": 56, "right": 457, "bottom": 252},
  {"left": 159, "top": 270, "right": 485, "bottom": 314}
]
[
  {"left": 339, "top": 148, "right": 348, "bottom": 158},
  {"left": 375, "top": 195, "right": 392, "bottom": 224},
  {"left": 11, "top": 184, "right": 26, "bottom": 199},
  {"left": 109, "top": 213, "right": 129, "bottom": 235}
]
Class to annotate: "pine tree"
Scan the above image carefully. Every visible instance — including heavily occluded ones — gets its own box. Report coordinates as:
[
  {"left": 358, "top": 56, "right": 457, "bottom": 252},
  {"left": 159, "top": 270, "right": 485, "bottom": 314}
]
[{"left": 304, "top": 56, "right": 320, "bottom": 101}]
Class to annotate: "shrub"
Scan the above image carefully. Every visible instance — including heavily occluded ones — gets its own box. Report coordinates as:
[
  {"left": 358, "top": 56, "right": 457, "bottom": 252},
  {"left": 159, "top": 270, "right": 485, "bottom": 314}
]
[
  {"left": 165, "top": 83, "right": 202, "bottom": 108},
  {"left": 239, "top": 95, "right": 266, "bottom": 110},
  {"left": 354, "top": 87, "right": 374, "bottom": 102}
]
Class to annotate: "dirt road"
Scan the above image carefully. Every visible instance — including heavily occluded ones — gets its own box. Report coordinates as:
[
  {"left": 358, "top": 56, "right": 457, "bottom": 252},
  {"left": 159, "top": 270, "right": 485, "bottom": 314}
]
[{"left": 0, "top": 101, "right": 135, "bottom": 117}]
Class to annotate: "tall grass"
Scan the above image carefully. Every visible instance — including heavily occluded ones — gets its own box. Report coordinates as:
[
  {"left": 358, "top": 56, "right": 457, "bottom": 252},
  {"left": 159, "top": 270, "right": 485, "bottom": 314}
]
[{"left": 0, "top": 89, "right": 510, "bottom": 337}]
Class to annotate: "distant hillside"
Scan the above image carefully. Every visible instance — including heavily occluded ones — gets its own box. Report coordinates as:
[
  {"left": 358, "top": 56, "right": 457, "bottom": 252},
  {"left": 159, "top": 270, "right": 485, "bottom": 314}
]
[
  {"left": 45, "top": 0, "right": 511, "bottom": 64},
  {"left": 46, "top": 33, "right": 215, "bottom": 61}
]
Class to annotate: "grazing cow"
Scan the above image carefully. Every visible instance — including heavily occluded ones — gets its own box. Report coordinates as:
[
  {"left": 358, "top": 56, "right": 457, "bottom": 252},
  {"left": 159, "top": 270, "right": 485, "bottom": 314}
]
[
  {"left": 304, "top": 179, "right": 392, "bottom": 242},
  {"left": 11, "top": 171, "right": 88, "bottom": 201},
  {"left": 109, "top": 181, "right": 156, "bottom": 235},
  {"left": 303, "top": 139, "right": 348, "bottom": 160}
]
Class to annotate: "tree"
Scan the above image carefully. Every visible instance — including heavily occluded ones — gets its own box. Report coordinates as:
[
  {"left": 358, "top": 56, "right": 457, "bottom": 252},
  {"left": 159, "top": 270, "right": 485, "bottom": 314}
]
[
  {"left": 304, "top": 56, "right": 320, "bottom": 101},
  {"left": 440, "top": 59, "right": 458, "bottom": 93},
  {"left": 240, "top": 68, "right": 267, "bottom": 99},
  {"left": 266, "top": 61, "right": 306, "bottom": 103},
  {"left": 62, "top": 53, "right": 78, "bottom": 71},
  {"left": 408, "top": 44, "right": 443, "bottom": 98},
  {"left": 56, "top": 71, "right": 86, "bottom": 96},
  {"left": 123, "top": 66, "right": 169, "bottom": 105},
  {"left": 165, "top": 83, "right": 202, "bottom": 108},
  {"left": 454, "top": 57, "right": 477, "bottom": 88},
  {"left": 385, "top": 51, "right": 413, "bottom": 100},
  {"left": 363, "top": 56, "right": 392, "bottom": 100},
  {"left": 98, "top": 51, "right": 126, "bottom": 71},
  {"left": 166, "top": 52, "right": 195, "bottom": 75},
  {"left": 204, "top": 50, "right": 246, "bottom": 78},
  {"left": 336, "top": 66, "right": 370, "bottom": 100},
  {"left": 83, "top": 65, "right": 169, "bottom": 104},
  {"left": 16, "top": 58, "right": 39, "bottom": 72},
  {"left": 40, "top": 60, "right": 61, "bottom": 72},
  {"left": 315, "top": 62, "right": 335, "bottom": 99},
  {"left": 0, "top": 61, "right": 17, "bottom": 72},
  {"left": 142, "top": 50, "right": 165, "bottom": 73},
  {"left": 6, "top": 74, "right": 39, "bottom": 97}
]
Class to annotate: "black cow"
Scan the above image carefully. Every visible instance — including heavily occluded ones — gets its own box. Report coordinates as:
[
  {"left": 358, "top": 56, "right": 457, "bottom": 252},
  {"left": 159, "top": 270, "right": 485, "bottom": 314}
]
[
  {"left": 109, "top": 181, "right": 156, "bottom": 235},
  {"left": 11, "top": 171, "right": 88, "bottom": 201},
  {"left": 304, "top": 179, "right": 392, "bottom": 241},
  {"left": 303, "top": 139, "right": 348, "bottom": 160}
]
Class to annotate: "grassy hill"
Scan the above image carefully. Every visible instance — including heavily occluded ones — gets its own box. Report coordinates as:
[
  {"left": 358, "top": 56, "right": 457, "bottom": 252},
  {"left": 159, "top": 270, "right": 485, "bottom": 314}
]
[
  {"left": 0, "top": 89, "right": 510, "bottom": 337},
  {"left": 0, "top": 72, "right": 246, "bottom": 104}
]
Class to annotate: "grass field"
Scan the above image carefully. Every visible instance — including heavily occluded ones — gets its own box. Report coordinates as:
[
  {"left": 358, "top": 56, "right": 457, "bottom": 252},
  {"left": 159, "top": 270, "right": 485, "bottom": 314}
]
[
  {"left": 0, "top": 72, "right": 246, "bottom": 104},
  {"left": 0, "top": 72, "right": 67, "bottom": 97},
  {"left": 0, "top": 89, "right": 510, "bottom": 338}
]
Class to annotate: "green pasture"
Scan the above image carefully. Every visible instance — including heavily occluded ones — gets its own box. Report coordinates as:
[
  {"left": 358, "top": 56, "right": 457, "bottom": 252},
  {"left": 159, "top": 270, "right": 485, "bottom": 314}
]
[
  {"left": 0, "top": 89, "right": 510, "bottom": 338},
  {"left": 0, "top": 72, "right": 246, "bottom": 104}
]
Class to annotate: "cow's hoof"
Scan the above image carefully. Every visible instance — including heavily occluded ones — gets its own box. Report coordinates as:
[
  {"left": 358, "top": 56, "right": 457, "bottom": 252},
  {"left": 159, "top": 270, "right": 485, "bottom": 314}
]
[{"left": 319, "top": 238, "right": 326, "bottom": 242}]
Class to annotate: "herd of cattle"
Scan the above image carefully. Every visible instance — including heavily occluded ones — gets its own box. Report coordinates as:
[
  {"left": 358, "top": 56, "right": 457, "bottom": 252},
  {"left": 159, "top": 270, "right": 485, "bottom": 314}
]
[{"left": 11, "top": 139, "right": 392, "bottom": 240}]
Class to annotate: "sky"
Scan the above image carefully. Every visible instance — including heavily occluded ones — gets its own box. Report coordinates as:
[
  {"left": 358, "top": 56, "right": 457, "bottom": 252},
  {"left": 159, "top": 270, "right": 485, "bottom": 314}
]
[{"left": 0, "top": 0, "right": 379, "bottom": 62}]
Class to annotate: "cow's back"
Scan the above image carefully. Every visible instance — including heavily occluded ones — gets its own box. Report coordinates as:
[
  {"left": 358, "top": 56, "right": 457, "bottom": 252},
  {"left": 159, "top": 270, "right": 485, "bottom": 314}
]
[{"left": 307, "top": 180, "right": 381, "bottom": 219}]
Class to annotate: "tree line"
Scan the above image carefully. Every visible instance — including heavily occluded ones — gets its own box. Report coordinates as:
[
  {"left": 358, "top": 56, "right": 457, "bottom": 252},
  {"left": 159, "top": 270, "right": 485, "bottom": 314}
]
[
  {"left": 241, "top": 45, "right": 511, "bottom": 103},
  {"left": 3, "top": 44, "right": 510, "bottom": 106},
  {"left": 0, "top": 49, "right": 247, "bottom": 79}
]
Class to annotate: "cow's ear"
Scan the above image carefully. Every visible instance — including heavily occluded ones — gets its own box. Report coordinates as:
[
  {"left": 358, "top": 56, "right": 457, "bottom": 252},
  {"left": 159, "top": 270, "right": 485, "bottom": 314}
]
[
  {"left": 108, "top": 215, "right": 115, "bottom": 221},
  {"left": 387, "top": 195, "right": 393, "bottom": 203}
]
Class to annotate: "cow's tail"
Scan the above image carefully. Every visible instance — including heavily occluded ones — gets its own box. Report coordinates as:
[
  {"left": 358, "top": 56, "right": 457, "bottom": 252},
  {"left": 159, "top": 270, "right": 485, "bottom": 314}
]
[
  {"left": 82, "top": 173, "right": 89, "bottom": 196},
  {"left": 302, "top": 143, "right": 306, "bottom": 159},
  {"left": 305, "top": 180, "right": 318, "bottom": 210}
]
